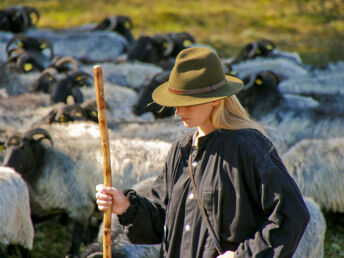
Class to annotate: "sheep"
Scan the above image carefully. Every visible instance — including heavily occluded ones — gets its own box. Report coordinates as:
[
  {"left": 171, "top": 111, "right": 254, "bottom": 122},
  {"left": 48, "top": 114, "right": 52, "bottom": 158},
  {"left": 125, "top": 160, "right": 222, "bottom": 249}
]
[
  {"left": 0, "top": 166, "right": 34, "bottom": 257},
  {"left": 282, "top": 137, "right": 344, "bottom": 213},
  {"left": 6, "top": 35, "right": 54, "bottom": 70},
  {"left": 132, "top": 71, "right": 174, "bottom": 119},
  {"left": 231, "top": 56, "right": 309, "bottom": 80},
  {"left": 92, "top": 15, "right": 135, "bottom": 45},
  {"left": 26, "top": 29, "right": 128, "bottom": 63},
  {"left": 81, "top": 177, "right": 325, "bottom": 258},
  {"left": 31, "top": 98, "right": 112, "bottom": 126},
  {"left": 81, "top": 81, "right": 155, "bottom": 124},
  {"left": 2, "top": 123, "right": 171, "bottom": 257},
  {"left": 0, "top": 5, "right": 39, "bottom": 33}
]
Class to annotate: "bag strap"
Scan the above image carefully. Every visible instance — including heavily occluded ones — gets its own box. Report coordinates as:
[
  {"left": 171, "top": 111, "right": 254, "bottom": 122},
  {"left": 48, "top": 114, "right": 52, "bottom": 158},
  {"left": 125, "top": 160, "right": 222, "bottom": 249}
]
[{"left": 188, "top": 154, "right": 223, "bottom": 255}]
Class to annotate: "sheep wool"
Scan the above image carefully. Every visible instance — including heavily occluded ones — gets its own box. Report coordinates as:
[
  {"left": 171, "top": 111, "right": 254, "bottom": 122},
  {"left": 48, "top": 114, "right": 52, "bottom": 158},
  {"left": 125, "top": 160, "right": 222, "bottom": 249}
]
[{"left": 0, "top": 166, "right": 34, "bottom": 249}]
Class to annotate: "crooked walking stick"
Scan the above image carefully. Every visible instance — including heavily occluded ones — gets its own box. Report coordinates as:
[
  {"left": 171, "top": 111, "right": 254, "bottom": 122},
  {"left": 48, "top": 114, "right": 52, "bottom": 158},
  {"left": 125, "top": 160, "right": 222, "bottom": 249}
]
[{"left": 94, "top": 65, "right": 112, "bottom": 258}]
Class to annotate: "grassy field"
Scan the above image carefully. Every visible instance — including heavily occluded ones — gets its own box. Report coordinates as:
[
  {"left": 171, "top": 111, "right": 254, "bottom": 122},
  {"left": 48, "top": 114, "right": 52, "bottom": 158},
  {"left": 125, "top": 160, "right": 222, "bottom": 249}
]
[{"left": 1, "top": 0, "right": 344, "bottom": 257}]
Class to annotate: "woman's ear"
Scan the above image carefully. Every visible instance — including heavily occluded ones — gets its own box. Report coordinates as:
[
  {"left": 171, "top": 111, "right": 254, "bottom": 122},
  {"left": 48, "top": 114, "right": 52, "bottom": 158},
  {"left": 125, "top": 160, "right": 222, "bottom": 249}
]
[{"left": 212, "top": 100, "right": 221, "bottom": 107}]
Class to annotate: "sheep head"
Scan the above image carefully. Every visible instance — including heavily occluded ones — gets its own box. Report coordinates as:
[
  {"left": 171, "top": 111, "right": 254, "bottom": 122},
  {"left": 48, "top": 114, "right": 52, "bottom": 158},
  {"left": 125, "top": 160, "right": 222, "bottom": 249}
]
[
  {"left": 2, "top": 128, "right": 53, "bottom": 184},
  {"left": 237, "top": 70, "right": 282, "bottom": 117},
  {"left": 133, "top": 71, "right": 174, "bottom": 118}
]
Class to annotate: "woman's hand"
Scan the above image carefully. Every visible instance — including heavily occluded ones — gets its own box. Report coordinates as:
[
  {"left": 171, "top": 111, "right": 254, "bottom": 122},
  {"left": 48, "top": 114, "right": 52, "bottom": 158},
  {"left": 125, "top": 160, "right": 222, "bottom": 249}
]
[
  {"left": 217, "top": 250, "right": 235, "bottom": 258},
  {"left": 95, "top": 184, "right": 130, "bottom": 215}
]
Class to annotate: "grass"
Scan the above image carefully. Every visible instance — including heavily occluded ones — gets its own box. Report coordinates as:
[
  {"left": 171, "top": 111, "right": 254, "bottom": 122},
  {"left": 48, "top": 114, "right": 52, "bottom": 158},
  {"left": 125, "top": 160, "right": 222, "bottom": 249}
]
[{"left": 1, "top": 0, "right": 344, "bottom": 257}]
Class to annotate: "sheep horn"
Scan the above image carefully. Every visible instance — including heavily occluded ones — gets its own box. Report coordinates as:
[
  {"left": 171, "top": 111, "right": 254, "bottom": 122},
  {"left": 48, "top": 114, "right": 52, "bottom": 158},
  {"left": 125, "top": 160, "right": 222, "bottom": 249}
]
[
  {"left": 86, "top": 252, "right": 103, "bottom": 258},
  {"left": 37, "top": 38, "right": 54, "bottom": 60},
  {"left": 56, "top": 104, "right": 84, "bottom": 121},
  {"left": 5, "top": 35, "right": 26, "bottom": 55},
  {"left": 23, "top": 6, "right": 40, "bottom": 25},
  {"left": 53, "top": 56, "right": 79, "bottom": 71},
  {"left": 17, "top": 53, "right": 44, "bottom": 72},
  {"left": 24, "top": 128, "right": 54, "bottom": 147},
  {"left": 153, "top": 34, "right": 174, "bottom": 57},
  {"left": 247, "top": 41, "right": 260, "bottom": 59},
  {"left": 7, "top": 6, "right": 30, "bottom": 31},
  {"left": 243, "top": 73, "right": 259, "bottom": 91}
]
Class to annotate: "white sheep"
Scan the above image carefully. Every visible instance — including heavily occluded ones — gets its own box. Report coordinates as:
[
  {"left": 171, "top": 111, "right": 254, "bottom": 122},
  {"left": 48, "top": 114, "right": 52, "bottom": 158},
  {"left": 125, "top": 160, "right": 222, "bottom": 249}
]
[
  {"left": 0, "top": 166, "right": 34, "bottom": 252},
  {"left": 282, "top": 137, "right": 344, "bottom": 213}
]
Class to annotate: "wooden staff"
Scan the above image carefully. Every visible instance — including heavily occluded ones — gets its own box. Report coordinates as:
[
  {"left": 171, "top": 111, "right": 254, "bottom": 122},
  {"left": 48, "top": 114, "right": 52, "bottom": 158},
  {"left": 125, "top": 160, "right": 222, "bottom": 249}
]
[{"left": 93, "top": 65, "right": 112, "bottom": 258}]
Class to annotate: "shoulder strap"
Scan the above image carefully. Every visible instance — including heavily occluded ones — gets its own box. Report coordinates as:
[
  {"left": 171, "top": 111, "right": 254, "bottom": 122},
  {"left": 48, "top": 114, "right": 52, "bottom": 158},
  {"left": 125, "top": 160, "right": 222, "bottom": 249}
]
[{"left": 188, "top": 154, "right": 223, "bottom": 255}]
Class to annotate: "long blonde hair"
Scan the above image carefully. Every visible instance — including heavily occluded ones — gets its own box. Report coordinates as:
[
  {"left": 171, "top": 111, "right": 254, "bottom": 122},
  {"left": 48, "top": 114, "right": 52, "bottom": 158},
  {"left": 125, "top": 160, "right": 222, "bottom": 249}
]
[{"left": 211, "top": 95, "right": 266, "bottom": 135}]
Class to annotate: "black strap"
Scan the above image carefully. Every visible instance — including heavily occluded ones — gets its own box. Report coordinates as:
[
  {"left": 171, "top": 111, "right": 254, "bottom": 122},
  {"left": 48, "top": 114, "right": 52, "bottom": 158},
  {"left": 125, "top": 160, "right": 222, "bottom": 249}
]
[{"left": 188, "top": 154, "right": 224, "bottom": 255}]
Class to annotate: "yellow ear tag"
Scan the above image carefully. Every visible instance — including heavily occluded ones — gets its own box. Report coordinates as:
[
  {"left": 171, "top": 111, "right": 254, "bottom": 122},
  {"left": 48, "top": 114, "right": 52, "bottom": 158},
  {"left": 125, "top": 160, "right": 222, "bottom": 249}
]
[
  {"left": 255, "top": 78, "right": 263, "bottom": 85},
  {"left": 0, "top": 145, "right": 5, "bottom": 151},
  {"left": 40, "top": 43, "right": 47, "bottom": 49},
  {"left": 92, "top": 110, "right": 97, "bottom": 117},
  {"left": 266, "top": 44, "right": 273, "bottom": 50},
  {"left": 230, "top": 71, "right": 237, "bottom": 76},
  {"left": 24, "top": 63, "right": 33, "bottom": 72},
  {"left": 75, "top": 112, "right": 82, "bottom": 117},
  {"left": 17, "top": 41, "right": 23, "bottom": 47},
  {"left": 60, "top": 115, "right": 66, "bottom": 122}
]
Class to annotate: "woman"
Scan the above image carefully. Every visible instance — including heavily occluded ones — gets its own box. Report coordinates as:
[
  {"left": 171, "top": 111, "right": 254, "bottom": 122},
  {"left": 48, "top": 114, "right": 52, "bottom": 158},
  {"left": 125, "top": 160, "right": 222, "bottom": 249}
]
[{"left": 96, "top": 47, "right": 309, "bottom": 258}]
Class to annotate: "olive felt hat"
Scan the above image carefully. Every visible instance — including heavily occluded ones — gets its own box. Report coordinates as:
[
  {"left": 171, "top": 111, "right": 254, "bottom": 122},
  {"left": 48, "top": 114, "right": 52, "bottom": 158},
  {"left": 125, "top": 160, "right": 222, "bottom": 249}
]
[{"left": 152, "top": 46, "right": 244, "bottom": 107}]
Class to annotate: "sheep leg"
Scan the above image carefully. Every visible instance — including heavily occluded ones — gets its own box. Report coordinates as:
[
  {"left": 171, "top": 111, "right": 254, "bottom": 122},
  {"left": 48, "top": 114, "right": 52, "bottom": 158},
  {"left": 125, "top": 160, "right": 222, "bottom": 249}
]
[{"left": 66, "top": 221, "right": 85, "bottom": 258}]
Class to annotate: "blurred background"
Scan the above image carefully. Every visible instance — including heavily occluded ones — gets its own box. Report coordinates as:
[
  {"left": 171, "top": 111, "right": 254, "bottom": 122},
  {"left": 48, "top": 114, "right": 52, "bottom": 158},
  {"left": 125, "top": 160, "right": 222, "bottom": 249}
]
[{"left": 1, "top": 0, "right": 343, "bottom": 65}]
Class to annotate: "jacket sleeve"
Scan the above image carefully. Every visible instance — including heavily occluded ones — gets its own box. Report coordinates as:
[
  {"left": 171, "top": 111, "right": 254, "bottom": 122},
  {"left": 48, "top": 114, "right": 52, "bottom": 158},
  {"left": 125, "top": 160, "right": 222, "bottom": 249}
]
[
  {"left": 117, "top": 169, "right": 168, "bottom": 244},
  {"left": 234, "top": 136, "right": 310, "bottom": 258}
]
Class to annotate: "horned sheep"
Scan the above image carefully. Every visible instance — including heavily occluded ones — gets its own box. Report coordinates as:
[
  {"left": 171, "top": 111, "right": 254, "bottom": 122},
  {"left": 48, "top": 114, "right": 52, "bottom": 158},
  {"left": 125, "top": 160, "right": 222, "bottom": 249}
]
[
  {"left": 2, "top": 123, "right": 171, "bottom": 257},
  {"left": 0, "top": 166, "right": 34, "bottom": 257}
]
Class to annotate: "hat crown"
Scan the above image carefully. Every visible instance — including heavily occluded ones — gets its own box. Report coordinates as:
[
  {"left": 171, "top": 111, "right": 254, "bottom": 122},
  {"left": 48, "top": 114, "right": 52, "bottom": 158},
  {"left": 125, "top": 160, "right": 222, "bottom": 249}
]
[{"left": 169, "top": 47, "right": 225, "bottom": 92}]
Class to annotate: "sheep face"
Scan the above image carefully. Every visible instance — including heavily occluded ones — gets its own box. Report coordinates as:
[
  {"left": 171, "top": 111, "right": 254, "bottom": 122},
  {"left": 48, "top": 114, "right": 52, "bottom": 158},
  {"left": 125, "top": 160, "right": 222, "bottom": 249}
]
[
  {"left": 237, "top": 71, "right": 282, "bottom": 118},
  {"left": 133, "top": 72, "right": 174, "bottom": 118}
]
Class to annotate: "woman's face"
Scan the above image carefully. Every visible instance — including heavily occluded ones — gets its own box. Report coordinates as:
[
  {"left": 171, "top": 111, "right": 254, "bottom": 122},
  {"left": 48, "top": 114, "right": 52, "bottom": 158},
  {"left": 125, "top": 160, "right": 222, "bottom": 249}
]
[{"left": 175, "top": 100, "right": 220, "bottom": 136}]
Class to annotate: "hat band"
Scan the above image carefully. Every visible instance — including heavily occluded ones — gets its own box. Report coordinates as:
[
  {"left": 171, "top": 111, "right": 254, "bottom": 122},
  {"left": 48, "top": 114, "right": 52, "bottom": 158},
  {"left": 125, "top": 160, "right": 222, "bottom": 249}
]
[{"left": 168, "top": 79, "right": 227, "bottom": 95}]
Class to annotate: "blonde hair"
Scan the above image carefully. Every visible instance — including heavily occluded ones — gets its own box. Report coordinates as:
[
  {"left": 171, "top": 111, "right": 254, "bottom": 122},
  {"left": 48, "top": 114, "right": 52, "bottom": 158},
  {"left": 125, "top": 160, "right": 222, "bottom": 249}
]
[{"left": 211, "top": 95, "right": 266, "bottom": 135}]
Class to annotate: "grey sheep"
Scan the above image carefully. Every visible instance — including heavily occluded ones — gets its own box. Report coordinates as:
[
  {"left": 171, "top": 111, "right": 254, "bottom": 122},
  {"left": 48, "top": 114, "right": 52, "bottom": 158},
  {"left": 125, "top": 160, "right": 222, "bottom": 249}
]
[
  {"left": 282, "top": 137, "right": 344, "bottom": 212},
  {"left": 2, "top": 123, "right": 170, "bottom": 257},
  {"left": 0, "top": 166, "right": 34, "bottom": 256}
]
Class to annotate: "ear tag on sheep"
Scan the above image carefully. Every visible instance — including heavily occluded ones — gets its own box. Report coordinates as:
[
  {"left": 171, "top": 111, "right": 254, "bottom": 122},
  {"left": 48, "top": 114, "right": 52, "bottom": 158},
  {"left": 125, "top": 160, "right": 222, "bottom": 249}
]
[
  {"left": 229, "top": 70, "right": 237, "bottom": 76},
  {"left": 266, "top": 44, "right": 273, "bottom": 50},
  {"left": 0, "top": 144, "right": 5, "bottom": 151},
  {"left": 24, "top": 63, "right": 33, "bottom": 72},
  {"left": 255, "top": 78, "right": 263, "bottom": 85},
  {"left": 256, "top": 49, "right": 261, "bottom": 55},
  {"left": 75, "top": 112, "right": 82, "bottom": 117},
  {"left": 17, "top": 41, "right": 23, "bottom": 48},
  {"left": 92, "top": 110, "right": 97, "bottom": 117},
  {"left": 184, "top": 40, "right": 193, "bottom": 47},
  {"left": 40, "top": 43, "right": 47, "bottom": 49},
  {"left": 60, "top": 115, "right": 66, "bottom": 122}
]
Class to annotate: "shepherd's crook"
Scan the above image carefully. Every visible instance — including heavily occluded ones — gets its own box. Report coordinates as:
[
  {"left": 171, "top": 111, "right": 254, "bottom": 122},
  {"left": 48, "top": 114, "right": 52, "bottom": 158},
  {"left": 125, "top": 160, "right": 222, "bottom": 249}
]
[{"left": 93, "top": 65, "right": 112, "bottom": 258}]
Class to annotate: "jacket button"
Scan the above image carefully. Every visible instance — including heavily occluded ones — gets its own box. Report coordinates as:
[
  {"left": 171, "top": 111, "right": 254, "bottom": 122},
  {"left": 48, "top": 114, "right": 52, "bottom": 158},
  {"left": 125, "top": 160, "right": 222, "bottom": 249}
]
[
  {"left": 185, "top": 224, "right": 190, "bottom": 231},
  {"left": 189, "top": 193, "right": 194, "bottom": 199},
  {"left": 192, "top": 161, "right": 197, "bottom": 167}
]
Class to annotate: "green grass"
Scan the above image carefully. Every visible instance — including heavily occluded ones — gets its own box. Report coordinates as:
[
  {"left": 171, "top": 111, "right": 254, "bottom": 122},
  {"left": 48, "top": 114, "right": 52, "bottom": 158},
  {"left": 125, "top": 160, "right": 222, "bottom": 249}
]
[
  {"left": 1, "top": 0, "right": 344, "bottom": 65},
  {"left": 1, "top": 1, "right": 344, "bottom": 257}
]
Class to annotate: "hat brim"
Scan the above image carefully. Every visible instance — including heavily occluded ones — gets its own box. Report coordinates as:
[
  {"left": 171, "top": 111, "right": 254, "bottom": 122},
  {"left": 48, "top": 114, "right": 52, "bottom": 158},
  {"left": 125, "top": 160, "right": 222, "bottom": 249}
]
[{"left": 152, "top": 75, "right": 244, "bottom": 107}]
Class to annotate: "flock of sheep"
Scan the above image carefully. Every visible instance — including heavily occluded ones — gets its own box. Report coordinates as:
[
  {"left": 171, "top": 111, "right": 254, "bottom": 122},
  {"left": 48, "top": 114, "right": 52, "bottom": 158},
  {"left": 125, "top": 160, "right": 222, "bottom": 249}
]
[{"left": 0, "top": 5, "right": 343, "bottom": 258}]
